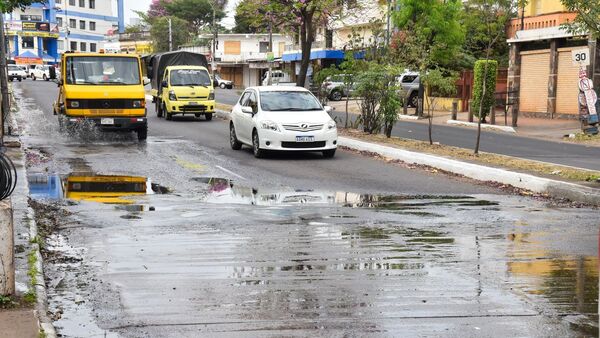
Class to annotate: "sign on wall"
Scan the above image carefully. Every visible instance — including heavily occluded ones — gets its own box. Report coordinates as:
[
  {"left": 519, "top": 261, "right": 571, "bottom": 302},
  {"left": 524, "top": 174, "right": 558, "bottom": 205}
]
[
  {"left": 572, "top": 48, "right": 590, "bottom": 67},
  {"left": 22, "top": 21, "right": 50, "bottom": 32}
]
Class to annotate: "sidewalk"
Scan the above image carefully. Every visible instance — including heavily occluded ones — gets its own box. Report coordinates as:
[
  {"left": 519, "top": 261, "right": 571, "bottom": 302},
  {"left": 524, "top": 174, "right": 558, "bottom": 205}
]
[
  {"left": 0, "top": 309, "right": 39, "bottom": 338},
  {"left": 327, "top": 99, "right": 595, "bottom": 145}
]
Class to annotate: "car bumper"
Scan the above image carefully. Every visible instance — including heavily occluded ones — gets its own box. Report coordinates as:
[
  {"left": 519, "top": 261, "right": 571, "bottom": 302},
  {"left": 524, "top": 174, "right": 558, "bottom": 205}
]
[
  {"left": 258, "top": 129, "right": 338, "bottom": 151},
  {"left": 64, "top": 117, "right": 147, "bottom": 131},
  {"left": 167, "top": 100, "right": 216, "bottom": 114}
]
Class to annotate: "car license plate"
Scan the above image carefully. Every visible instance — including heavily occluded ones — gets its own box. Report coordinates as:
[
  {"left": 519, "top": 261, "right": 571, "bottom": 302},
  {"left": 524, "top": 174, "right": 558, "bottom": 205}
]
[
  {"left": 188, "top": 102, "right": 199, "bottom": 105},
  {"left": 100, "top": 118, "right": 114, "bottom": 125},
  {"left": 296, "top": 136, "right": 314, "bottom": 142}
]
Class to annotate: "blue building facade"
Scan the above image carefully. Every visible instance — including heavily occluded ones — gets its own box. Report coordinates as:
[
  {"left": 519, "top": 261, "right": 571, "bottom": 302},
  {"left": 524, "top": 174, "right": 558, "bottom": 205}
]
[{"left": 4, "top": 0, "right": 124, "bottom": 65}]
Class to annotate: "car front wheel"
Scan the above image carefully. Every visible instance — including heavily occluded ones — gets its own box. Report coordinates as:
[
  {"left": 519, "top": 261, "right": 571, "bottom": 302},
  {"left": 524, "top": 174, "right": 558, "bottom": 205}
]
[{"left": 252, "top": 131, "right": 265, "bottom": 158}]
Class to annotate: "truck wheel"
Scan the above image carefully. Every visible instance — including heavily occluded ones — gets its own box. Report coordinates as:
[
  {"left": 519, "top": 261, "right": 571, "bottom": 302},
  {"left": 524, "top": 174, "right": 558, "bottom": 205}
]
[
  {"left": 163, "top": 103, "right": 172, "bottom": 120},
  {"left": 155, "top": 101, "right": 163, "bottom": 118},
  {"left": 137, "top": 126, "right": 148, "bottom": 141},
  {"left": 205, "top": 113, "right": 213, "bottom": 121}
]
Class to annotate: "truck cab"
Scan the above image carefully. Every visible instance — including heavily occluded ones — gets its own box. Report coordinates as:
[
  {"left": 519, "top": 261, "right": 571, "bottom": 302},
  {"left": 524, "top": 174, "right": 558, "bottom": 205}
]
[
  {"left": 156, "top": 65, "right": 215, "bottom": 121},
  {"left": 54, "top": 52, "right": 148, "bottom": 140}
]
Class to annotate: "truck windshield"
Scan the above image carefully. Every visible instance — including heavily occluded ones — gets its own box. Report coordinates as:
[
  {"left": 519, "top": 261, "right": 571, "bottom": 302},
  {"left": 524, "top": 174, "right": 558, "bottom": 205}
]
[
  {"left": 65, "top": 56, "right": 141, "bottom": 85},
  {"left": 170, "top": 69, "right": 211, "bottom": 87}
]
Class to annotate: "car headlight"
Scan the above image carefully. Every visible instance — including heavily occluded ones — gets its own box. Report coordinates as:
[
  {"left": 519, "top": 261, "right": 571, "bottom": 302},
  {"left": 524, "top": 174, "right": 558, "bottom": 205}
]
[
  {"left": 132, "top": 100, "right": 144, "bottom": 108},
  {"left": 69, "top": 100, "right": 80, "bottom": 108},
  {"left": 327, "top": 120, "right": 337, "bottom": 130},
  {"left": 260, "top": 120, "right": 280, "bottom": 132},
  {"left": 208, "top": 90, "right": 214, "bottom": 100},
  {"left": 169, "top": 90, "right": 177, "bottom": 101}
]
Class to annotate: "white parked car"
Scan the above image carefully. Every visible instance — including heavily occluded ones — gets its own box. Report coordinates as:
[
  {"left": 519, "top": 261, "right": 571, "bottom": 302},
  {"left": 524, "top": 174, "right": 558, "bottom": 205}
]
[
  {"left": 7, "top": 64, "right": 27, "bottom": 82},
  {"left": 229, "top": 86, "right": 338, "bottom": 158},
  {"left": 214, "top": 74, "right": 233, "bottom": 89},
  {"left": 30, "top": 64, "right": 54, "bottom": 81}
]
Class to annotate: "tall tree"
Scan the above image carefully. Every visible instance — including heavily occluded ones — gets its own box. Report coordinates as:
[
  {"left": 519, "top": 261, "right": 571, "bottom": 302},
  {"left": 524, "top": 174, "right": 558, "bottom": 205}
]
[
  {"left": 0, "top": 0, "right": 44, "bottom": 12},
  {"left": 560, "top": 0, "right": 600, "bottom": 37},
  {"left": 147, "top": 0, "right": 171, "bottom": 20},
  {"left": 236, "top": 0, "right": 342, "bottom": 87},
  {"left": 150, "top": 16, "right": 190, "bottom": 52},
  {"left": 164, "top": 0, "right": 226, "bottom": 34}
]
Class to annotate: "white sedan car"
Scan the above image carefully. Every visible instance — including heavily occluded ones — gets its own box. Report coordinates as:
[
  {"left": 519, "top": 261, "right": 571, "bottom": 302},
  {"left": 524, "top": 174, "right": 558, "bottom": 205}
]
[{"left": 230, "top": 86, "right": 338, "bottom": 158}]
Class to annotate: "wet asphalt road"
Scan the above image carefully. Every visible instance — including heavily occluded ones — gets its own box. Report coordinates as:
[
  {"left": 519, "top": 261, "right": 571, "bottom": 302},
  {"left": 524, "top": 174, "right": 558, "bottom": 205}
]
[
  {"left": 14, "top": 81, "right": 600, "bottom": 337},
  {"left": 216, "top": 88, "right": 600, "bottom": 171}
]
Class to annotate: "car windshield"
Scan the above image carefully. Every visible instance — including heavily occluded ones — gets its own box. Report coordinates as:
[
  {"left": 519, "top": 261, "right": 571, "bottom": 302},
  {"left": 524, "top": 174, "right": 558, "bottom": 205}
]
[
  {"left": 260, "top": 91, "right": 323, "bottom": 111},
  {"left": 8, "top": 65, "right": 19, "bottom": 70},
  {"left": 170, "top": 69, "right": 211, "bottom": 87},
  {"left": 65, "top": 56, "right": 141, "bottom": 85}
]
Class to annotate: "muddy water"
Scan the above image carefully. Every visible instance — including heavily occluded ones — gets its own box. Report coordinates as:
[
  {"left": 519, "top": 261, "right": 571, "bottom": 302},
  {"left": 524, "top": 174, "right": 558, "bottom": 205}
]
[{"left": 31, "top": 177, "right": 599, "bottom": 337}]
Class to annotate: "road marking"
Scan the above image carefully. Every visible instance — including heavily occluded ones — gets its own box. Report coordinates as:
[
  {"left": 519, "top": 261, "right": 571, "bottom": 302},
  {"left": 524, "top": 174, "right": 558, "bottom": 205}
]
[{"left": 216, "top": 165, "right": 246, "bottom": 180}]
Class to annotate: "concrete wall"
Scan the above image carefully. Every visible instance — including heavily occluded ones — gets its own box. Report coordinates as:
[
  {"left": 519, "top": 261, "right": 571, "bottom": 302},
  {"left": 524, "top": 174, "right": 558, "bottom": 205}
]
[
  {"left": 0, "top": 200, "right": 14, "bottom": 296},
  {"left": 525, "top": 0, "right": 567, "bottom": 16}
]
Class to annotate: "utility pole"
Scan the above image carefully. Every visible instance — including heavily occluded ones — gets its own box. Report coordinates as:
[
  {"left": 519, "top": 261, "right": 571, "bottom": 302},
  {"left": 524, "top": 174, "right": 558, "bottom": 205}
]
[
  {"left": 0, "top": 14, "right": 9, "bottom": 142},
  {"left": 386, "top": 0, "right": 391, "bottom": 47},
  {"left": 267, "top": 13, "right": 273, "bottom": 86},
  {"left": 168, "top": 17, "right": 172, "bottom": 51},
  {"left": 211, "top": 4, "right": 217, "bottom": 80}
]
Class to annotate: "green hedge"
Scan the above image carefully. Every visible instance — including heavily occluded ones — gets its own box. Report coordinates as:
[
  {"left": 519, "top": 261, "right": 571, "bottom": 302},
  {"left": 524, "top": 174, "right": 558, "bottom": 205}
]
[{"left": 472, "top": 60, "right": 498, "bottom": 119}]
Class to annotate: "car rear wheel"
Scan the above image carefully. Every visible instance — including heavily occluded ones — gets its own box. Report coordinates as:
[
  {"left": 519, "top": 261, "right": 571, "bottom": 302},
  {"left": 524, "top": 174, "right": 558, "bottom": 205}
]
[
  {"left": 31, "top": 75, "right": 36, "bottom": 81},
  {"left": 230, "top": 124, "right": 242, "bottom": 150},
  {"left": 330, "top": 90, "right": 343, "bottom": 101},
  {"left": 43, "top": 74, "right": 48, "bottom": 81},
  {"left": 323, "top": 149, "right": 336, "bottom": 158},
  {"left": 409, "top": 93, "right": 418, "bottom": 108},
  {"left": 220, "top": 83, "right": 226, "bottom": 89},
  {"left": 252, "top": 131, "right": 265, "bottom": 158}
]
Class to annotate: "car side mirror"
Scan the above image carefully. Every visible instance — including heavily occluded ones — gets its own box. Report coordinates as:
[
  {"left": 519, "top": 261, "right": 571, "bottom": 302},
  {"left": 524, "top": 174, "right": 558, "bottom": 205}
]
[
  {"left": 161, "top": 80, "right": 167, "bottom": 88},
  {"left": 324, "top": 105, "right": 333, "bottom": 113},
  {"left": 241, "top": 106, "right": 253, "bottom": 114},
  {"left": 143, "top": 77, "right": 150, "bottom": 86}
]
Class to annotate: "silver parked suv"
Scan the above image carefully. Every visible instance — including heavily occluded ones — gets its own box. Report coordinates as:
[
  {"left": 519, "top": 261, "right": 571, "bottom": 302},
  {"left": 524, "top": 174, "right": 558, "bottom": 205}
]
[
  {"left": 395, "top": 72, "right": 420, "bottom": 107},
  {"left": 321, "top": 74, "right": 356, "bottom": 101}
]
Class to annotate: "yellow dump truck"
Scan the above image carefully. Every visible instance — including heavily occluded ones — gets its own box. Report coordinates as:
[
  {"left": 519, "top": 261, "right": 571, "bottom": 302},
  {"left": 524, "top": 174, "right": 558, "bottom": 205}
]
[
  {"left": 53, "top": 52, "right": 149, "bottom": 140},
  {"left": 145, "top": 51, "right": 215, "bottom": 121}
]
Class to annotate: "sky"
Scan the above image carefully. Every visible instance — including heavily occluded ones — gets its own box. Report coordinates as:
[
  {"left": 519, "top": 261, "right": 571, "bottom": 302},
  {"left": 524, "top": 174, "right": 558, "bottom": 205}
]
[{"left": 124, "top": 0, "right": 239, "bottom": 28}]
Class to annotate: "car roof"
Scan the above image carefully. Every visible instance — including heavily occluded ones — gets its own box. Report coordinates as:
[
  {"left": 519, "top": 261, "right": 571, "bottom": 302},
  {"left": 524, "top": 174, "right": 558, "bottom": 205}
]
[{"left": 246, "top": 86, "right": 308, "bottom": 93}]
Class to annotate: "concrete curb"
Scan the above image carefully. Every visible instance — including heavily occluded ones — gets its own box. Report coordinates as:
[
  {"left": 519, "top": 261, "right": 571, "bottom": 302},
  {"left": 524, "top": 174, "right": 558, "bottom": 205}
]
[
  {"left": 8, "top": 89, "right": 57, "bottom": 338},
  {"left": 398, "top": 114, "right": 421, "bottom": 120},
  {"left": 446, "top": 120, "right": 517, "bottom": 133},
  {"left": 339, "top": 136, "right": 600, "bottom": 206},
  {"left": 28, "top": 208, "right": 57, "bottom": 338},
  {"left": 216, "top": 109, "right": 231, "bottom": 120}
]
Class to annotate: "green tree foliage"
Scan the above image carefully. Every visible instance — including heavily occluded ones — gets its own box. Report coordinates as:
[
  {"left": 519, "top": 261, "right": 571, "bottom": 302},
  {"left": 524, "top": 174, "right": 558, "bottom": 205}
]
[
  {"left": 235, "top": 0, "right": 342, "bottom": 87},
  {"left": 472, "top": 60, "right": 498, "bottom": 120},
  {"left": 392, "top": 0, "right": 465, "bottom": 70},
  {"left": 150, "top": 16, "right": 190, "bottom": 52},
  {"left": 163, "top": 0, "right": 225, "bottom": 34},
  {"left": 462, "top": 1, "right": 513, "bottom": 67},
  {"left": 233, "top": 0, "right": 267, "bottom": 33},
  {"left": 0, "top": 0, "right": 43, "bottom": 13},
  {"left": 561, "top": 0, "right": 600, "bottom": 37}
]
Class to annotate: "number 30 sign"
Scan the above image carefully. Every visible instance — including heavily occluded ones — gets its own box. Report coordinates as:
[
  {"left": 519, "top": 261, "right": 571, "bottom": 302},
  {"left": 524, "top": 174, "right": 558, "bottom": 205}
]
[{"left": 572, "top": 48, "right": 590, "bottom": 66}]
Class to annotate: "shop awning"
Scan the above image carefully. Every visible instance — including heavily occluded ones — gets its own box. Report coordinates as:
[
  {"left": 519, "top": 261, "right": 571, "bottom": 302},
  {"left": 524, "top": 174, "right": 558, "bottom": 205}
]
[{"left": 282, "top": 49, "right": 345, "bottom": 62}]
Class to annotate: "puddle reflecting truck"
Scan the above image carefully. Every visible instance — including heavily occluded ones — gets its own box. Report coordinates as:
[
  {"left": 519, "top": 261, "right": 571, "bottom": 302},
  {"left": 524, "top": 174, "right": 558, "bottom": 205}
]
[
  {"left": 145, "top": 51, "right": 215, "bottom": 121},
  {"left": 53, "top": 52, "right": 149, "bottom": 140}
]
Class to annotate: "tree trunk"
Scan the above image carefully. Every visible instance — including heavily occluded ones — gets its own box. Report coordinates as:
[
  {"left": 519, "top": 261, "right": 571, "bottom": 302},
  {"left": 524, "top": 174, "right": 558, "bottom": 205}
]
[
  {"left": 475, "top": 58, "right": 491, "bottom": 155},
  {"left": 296, "top": 12, "right": 314, "bottom": 88},
  {"left": 345, "top": 94, "right": 349, "bottom": 128}
]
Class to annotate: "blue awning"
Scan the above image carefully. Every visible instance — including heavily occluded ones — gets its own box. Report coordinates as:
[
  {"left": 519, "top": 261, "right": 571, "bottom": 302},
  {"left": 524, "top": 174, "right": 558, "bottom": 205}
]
[
  {"left": 18, "top": 50, "right": 39, "bottom": 58},
  {"left": 282, "top": 49, "right": 345, "bottom": 62}
]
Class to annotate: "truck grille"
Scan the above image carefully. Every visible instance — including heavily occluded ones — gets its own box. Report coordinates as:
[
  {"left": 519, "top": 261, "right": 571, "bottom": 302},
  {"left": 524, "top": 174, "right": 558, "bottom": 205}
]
[{"left": 67, "top": 99, "right": 141, "bottom": 109}]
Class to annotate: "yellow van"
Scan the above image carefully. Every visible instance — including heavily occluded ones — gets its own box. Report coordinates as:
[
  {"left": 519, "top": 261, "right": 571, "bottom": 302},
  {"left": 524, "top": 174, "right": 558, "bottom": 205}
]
[
  {"left": 156, "top": 65, "right": 215, "bottom": 121},
  {"left": 54, "top": 52, "right": 149, "bottom": 140}
]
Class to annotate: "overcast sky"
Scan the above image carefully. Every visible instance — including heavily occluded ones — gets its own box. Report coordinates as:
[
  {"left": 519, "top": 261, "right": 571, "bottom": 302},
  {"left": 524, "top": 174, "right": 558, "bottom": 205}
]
[{"left": 124, "top": 0, "right": 239, "bottom": 28}]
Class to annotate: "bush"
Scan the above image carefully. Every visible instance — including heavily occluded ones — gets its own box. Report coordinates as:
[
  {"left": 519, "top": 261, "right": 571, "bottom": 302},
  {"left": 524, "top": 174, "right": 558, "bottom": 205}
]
[{"left": 472, "top": 60, "right": 498, "bottom": 120}]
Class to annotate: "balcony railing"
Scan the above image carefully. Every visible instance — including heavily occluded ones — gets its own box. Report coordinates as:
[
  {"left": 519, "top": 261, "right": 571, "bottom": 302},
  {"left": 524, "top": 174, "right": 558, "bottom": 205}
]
[{"left": 507, "top": 12, "right": 578, "bottom": 39}]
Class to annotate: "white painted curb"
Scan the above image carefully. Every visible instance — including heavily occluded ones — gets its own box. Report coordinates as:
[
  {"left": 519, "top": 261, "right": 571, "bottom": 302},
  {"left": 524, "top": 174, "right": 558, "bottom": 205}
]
[
  {"left": 339, "top": 136, "right": 600, "bottom": 205},
  {"left": 447, "top": 120, "right": 516, "bottom": 133},
  {"left": 398, "top": 114, "right": 421, "bottom": 120}
]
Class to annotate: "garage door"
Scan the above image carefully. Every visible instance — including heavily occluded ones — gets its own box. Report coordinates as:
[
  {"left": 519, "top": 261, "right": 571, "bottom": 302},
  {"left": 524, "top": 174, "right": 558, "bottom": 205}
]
[
  {"left": 556, "top": 49, "right": 581, "bottom": 115},
  {"left": 520, "top": 51, "right": 550, "bottom": 113}
]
